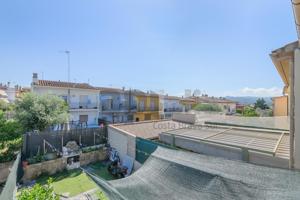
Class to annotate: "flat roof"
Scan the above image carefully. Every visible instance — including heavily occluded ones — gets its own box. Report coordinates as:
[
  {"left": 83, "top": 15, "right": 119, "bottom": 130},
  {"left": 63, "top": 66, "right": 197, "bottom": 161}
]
[
  {"left": 192, "top": 111, "right": 290, "bottom": 131},
  {"left": 162, "top": 125, "right": 289, "bottom": 159},
  {"left": 112, "top": 120, "right": 188, "bottom": 139}
]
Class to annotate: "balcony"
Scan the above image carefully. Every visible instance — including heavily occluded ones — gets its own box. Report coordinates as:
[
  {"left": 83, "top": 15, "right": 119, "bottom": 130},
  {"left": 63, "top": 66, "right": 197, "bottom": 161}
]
[
  {"left": 164, "top": 108, "right": 184, "bottom": 112},
  {"left": 69, "top": 102, "right": 98, "bottom": 110},
  {"left": 137, "top": 107, "right": 159, "bottom": 112},
  {"left": 102, "top": 105, "right": 130, "bottom": 112}
]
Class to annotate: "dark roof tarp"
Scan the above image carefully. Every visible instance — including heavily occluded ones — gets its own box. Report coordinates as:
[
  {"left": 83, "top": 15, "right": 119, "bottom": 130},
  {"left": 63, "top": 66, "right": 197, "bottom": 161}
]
[{"left": 87, "top": 147, "right": 300, "bottom": 200}]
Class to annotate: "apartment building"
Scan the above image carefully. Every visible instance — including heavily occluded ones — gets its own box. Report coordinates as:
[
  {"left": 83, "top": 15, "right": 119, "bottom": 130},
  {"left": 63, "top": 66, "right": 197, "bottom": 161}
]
[
  {"left": 98, "top": 87, "right": 136, "bottom": 123},
  {"left": 31, "top": 73, "right": 100, "bottom": 127},
  {"left": 133, "top": 90, "right": 160, "bottom": 121}
]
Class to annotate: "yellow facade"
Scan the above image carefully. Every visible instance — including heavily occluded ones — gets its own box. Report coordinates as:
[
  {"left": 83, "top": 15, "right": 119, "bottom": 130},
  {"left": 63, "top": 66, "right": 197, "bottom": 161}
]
[
  {"left": 133, "top": 94, "right": 160, "bottom": 122},
  {"left": 273, "top": 96, "right": 289, "bottom": 116}
]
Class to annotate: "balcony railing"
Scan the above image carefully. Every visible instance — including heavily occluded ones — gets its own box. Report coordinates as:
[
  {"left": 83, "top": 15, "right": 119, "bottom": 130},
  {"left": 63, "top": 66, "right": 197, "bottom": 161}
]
[
  {"left": 164, "top": 108, "right": 184, "bottom": 112},
  {"left": 137, "top": 107, "right": 159, "bottom": 112},
  {"left": 102, "top": 105, "right": 129, "bottom": 111},
  {"left": 69, "top": 102, "right": 98, "bottom": 110}
]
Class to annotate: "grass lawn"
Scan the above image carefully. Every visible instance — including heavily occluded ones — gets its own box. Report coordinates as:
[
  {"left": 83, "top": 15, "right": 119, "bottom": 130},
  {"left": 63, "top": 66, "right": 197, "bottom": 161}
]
[
  {"left": 34, "top": 162, "right": 116, "bottom": 199},
  {"left": 36, "top": 169, "right": 101, "bottom": 198},
  {"left": 87, "top": 162, "right": 117, "bottom": 181}
]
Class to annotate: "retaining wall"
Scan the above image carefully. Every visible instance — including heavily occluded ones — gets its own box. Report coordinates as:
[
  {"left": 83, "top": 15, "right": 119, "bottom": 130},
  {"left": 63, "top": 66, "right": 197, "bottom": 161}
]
[{"left": 22, "top": 149, "right": 107, "bottom": 181}]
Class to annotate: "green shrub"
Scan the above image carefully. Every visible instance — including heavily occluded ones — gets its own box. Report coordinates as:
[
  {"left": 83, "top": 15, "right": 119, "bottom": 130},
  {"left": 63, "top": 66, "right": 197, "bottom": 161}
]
[
  {"left": 0, "top": 137, "right": 22, "bottom": 162},
  {"left": 18, "top": 178, "right": 59, "bottom": 200},
  {"left": 193, "top": 103, "right": 222, "bottom": 112},
  {"left": 243, "top": 107, "right": 258, "bottom": 117}
]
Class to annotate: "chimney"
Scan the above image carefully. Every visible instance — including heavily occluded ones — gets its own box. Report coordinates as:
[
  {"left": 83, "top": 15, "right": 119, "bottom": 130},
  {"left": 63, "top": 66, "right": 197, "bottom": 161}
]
[{"left": 32, "top": 73, "right": 38, "bottom": 84}]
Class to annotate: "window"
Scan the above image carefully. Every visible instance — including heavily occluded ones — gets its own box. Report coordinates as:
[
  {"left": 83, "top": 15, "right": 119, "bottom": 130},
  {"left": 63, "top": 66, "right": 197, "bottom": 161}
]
[
  {"left": 79, "top": 115, "right": 88, "bottom": 122},
  {"left": 79, "top": 95, "right": 88, "bottom": 108}
]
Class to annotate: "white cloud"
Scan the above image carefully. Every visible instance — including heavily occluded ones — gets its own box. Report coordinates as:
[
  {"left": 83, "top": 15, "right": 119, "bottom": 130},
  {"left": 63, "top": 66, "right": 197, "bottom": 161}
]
[{"left": 224, "top": 87, "right": 283, "bottom": 97}]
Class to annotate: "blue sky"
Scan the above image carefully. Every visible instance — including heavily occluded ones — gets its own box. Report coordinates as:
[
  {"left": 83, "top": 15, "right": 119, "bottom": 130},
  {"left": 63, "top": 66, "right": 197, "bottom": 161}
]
[{"left": 0, "top": 0, "right": 296, "bottom": 97}]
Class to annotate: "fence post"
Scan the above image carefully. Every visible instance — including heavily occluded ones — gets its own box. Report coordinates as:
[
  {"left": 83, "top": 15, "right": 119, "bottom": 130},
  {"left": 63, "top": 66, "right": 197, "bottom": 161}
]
[
  {"left": 43, "top": 139, "right": 46, "bottom": 154},
  {"left": 61, "top": 134, "right": 64, "bottom": 152},
  {"left": 22, "top": 133, "right": 28, "bottom": 158},
  {"left": 94, "top": 131, "right": 96, "bottom": 146}
]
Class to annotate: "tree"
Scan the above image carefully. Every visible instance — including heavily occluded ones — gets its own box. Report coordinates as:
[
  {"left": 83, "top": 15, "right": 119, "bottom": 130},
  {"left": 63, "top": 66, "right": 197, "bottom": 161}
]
[
  {"left": 254, "top": 98, "right": 269, "bottom": 110},
  {"left": 243, "top": 106, "right": 258, "bottom": 117},
  {"left": 18, "top": 178, "right": 59, "bottom": 200},
  {"left": 0, "top": 100, "right": 8, "bottom": 111},
  {"left": 0, "top": 110, "right": 22, "bottom": 141},
  {"left": 15, "top": 93, "right": 69, "bottom": 132}
]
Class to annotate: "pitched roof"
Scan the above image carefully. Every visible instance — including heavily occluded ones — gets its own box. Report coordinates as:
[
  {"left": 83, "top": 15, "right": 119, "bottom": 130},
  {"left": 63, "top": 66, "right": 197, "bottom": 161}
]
[
  {"left": 96, "top": 87, "right": 126, "bottom": 93},
  {"left": 34, "top": 80, "right": 97, "bottom": 90},
  {"left": 131, "top": 90, "right": 159, "bottom": 97},
  {"left": 164, "top": 95, "right": 182, "bottom": 100}
]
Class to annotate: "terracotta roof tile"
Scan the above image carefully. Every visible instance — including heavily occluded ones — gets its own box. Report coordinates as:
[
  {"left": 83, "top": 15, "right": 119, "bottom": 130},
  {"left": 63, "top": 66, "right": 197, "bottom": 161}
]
[{"left": 34, "top": 80, "right": 97, "bottom": 90}]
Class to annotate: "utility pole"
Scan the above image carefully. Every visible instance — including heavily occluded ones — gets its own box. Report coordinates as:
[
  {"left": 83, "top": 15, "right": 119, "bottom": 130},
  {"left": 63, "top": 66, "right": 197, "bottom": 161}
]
[
  {"left": 65, "top": 50, "right": 71, "bottom": 83},
  {"left": 63, "top": 50, "right": 71, "bottom": 114}
]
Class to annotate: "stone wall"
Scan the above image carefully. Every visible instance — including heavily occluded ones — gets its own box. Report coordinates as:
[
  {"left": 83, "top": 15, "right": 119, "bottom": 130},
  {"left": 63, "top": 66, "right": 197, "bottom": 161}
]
[
  {"left": 0, "top": 161, "right": 14, "bottom": 184},
  {"left": 80, "top": 149, "right": 107, "bottom": 166},
  {"left": 23, "top": 149, "right": 107, "bottom": 182}
]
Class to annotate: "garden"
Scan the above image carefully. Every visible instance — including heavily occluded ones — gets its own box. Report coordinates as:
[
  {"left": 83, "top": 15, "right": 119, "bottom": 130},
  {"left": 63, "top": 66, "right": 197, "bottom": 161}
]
[
  {"left": 0, "top": 93, "right": 112, "bottom": 199},
  {"left": 20, "top": 162, "right": 115, "bottom": 199}
]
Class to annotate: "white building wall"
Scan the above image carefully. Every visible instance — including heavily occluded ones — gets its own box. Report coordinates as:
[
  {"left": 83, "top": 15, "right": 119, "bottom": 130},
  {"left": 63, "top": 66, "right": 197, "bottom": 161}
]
[
  {"left": 164, "top": 99, "right": 184, "bottom": 111},
  {"left": 32, "top": 86, "right": 100, "bottom": 126},
  {"left": 294, "top": 49, "right": 300, "bottom": 169}
]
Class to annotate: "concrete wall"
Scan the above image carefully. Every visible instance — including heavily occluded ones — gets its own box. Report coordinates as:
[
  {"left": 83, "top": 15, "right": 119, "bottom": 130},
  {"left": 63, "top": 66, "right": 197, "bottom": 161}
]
[
  {"left": 0, "top": 161, "right": 14, "bottom": 184},
  {"left": 160, "top": 134, "right": 243, "bottom": 160},
  {"left": 172, "top": 113, "right": 196, "bottom": 124},
  {"left": 249, "top": 151, "right": 289, "bottom": 169},
  {"left": 159, "top": 133, "right": 289, "bottom": 169},
  {"left": 108, "top": 126, "right": 136, "bottom": 163},
  {"left": 22, "top": 149, "right": 107, "bottom": 181}
]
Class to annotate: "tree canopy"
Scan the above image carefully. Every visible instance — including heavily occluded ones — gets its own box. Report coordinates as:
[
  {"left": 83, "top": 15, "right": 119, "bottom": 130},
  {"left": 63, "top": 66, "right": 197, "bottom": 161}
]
[
  {"left": 14, "top": 93, "right": 69, "bottom": 132},
  {"left": 254, "top": 98, "right": 269, "bottom": 110}
]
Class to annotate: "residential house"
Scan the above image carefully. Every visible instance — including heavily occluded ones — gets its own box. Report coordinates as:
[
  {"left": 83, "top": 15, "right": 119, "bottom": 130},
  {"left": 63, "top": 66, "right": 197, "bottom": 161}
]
[
  {"left": 0, "top": 83, "right": 30, "bottom": 103},
  {"left": 269, "top": 0, "right": 300, "bottom": 168},
  {"left": 133, "top": 90, "right": 160, "bottom": 121},
  {"left": 179, "top": 98, "right": 197, "bottom": 112},
  {"left": 98, "top": 87, "right": 136, "bottom": 123},
  {"left": 272, "top": 96, "right": 289, "bottom": 116},
  {"left": 163, "top": 95, "right": 184, "bottom": 112},
  {"left": 191, "top": 96, "right": 237, "bottom": 114},
  {"left": 31, "top": 73, "right": 100, "bottom": 127}
]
